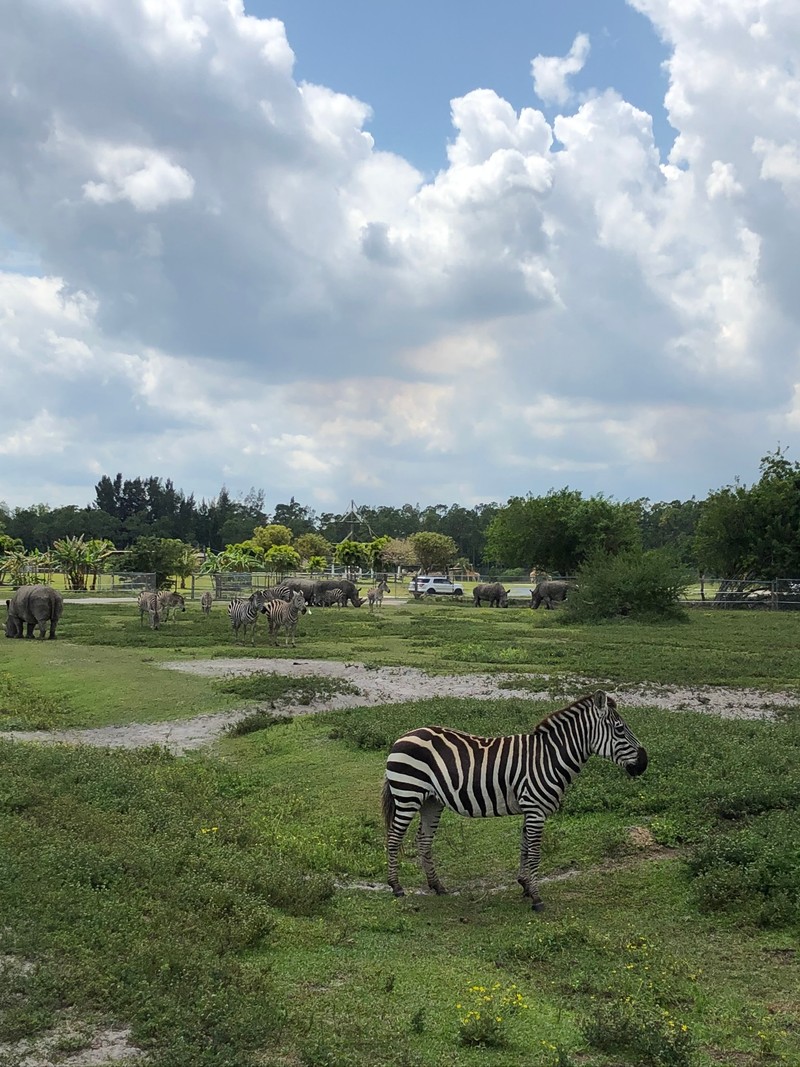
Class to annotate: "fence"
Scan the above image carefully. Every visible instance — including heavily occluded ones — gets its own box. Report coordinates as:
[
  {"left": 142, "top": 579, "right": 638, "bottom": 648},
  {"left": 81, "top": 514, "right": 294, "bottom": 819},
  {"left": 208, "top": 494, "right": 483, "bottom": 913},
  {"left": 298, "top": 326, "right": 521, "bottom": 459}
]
[{"left": 681, "top": 578, "right": 800, "bottom": 610}]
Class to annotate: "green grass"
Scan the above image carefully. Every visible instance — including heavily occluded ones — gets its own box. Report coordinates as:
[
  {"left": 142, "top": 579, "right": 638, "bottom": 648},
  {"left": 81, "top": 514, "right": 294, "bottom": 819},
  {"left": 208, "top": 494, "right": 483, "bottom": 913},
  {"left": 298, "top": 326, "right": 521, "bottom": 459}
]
[{"left": 1, "top": 700, "right": 799, "bottom": 1066}]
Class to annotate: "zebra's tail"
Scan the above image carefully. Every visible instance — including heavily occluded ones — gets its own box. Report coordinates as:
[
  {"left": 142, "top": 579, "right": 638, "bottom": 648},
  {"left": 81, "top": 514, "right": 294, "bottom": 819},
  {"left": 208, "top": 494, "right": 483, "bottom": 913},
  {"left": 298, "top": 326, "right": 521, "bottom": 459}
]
[{"left": 381, "top": 777, "right": 395, "bottom": 837}]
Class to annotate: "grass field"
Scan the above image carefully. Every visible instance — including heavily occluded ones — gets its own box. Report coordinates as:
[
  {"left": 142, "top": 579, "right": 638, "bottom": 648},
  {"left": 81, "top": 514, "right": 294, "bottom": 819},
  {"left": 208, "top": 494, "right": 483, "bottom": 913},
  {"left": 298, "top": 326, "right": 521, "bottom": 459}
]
[{"left": 1, "top": 600, "right": 799, "bottom": 1066}]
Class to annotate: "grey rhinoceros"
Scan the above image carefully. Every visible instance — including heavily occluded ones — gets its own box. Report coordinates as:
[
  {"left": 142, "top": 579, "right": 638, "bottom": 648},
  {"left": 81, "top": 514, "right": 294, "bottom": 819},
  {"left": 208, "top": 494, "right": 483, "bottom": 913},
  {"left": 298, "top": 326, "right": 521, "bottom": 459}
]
[
  {"left": 5, "top": 584, "right": 64, "bottom": 639},
  {"left": 530, "top": 580, "right": 570, "bottom": 610},
  {"left": 472, "top": 582, "right": 510, "bottom": 608}
]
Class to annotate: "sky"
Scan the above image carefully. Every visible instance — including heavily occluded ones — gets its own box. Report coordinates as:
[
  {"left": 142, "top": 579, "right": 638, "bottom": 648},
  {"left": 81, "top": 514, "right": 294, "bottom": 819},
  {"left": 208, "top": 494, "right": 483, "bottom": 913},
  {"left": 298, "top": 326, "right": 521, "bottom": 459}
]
[{"left": 1, "top": 0, "right": 800, "bottom": 516}]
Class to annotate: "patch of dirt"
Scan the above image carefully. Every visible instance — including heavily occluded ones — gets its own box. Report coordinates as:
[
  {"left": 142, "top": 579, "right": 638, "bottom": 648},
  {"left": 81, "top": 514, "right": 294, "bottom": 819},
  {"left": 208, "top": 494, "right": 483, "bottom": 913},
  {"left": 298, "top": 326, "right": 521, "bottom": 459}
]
[
  {"left": 1, "top": 1026, "right": 143, "bottom": 1067},
  {"left": 0, "top": 658, "right": 795, "bottom": 754}
]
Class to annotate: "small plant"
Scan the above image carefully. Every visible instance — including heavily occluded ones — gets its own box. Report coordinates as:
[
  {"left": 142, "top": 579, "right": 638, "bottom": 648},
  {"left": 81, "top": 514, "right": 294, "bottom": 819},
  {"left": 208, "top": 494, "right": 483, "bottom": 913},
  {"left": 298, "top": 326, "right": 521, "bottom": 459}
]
[
  {"left": 583, "top": 997, "right": 694, "bottom": 1066},
  {"left": 456, "top": 981, "right": 529, "bottom": 1047},
  {"left": 227, "top": 711, "right": 293, "bottom": 737}
]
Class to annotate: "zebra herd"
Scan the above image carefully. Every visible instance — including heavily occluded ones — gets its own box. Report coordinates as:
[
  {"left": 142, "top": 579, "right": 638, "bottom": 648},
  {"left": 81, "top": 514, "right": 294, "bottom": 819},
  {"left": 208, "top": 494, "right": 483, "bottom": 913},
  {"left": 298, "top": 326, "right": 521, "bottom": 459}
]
[{"left": 137, "top": 590, "right": 186, "bottom": 629}]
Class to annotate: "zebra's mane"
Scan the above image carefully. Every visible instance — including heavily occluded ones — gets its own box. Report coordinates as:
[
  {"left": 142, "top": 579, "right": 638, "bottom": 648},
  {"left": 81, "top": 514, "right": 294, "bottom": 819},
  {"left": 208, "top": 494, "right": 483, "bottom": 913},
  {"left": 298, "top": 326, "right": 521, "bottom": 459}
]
[{"left": 534, "top": 692, "right": 615, "bottom": 733}]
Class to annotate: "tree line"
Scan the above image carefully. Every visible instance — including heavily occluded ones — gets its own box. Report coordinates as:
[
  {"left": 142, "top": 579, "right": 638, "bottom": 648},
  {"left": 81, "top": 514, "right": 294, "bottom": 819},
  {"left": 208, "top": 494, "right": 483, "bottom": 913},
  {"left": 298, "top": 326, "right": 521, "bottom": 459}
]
[{"left": 2, "top": 449, "right": 800, "bottom": 581}]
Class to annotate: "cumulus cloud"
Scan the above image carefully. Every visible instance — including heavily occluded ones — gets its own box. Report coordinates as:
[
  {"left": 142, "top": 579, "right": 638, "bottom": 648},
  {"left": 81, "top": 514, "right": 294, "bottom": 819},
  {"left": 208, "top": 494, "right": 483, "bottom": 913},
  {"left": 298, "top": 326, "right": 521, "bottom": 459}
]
[
  {"left": 1, "top": 0, "right": 800, "bottom": 513},
  {"left": 531, "top": 33, "right": 591, "bottom": 106}
]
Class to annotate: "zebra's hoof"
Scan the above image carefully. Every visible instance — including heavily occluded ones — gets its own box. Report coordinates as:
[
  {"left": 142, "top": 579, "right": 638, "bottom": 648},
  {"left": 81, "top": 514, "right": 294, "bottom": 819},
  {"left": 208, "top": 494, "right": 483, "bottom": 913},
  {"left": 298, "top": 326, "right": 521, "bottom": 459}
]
[
  {"left": 391, "top": 887, "right": 405, "bottom": 898},
  {"left": 531, "top": 900, "right": 545, "bottom": 912},
  {"left": 433, "top": 884, "right": 448, "bottom": 895}
]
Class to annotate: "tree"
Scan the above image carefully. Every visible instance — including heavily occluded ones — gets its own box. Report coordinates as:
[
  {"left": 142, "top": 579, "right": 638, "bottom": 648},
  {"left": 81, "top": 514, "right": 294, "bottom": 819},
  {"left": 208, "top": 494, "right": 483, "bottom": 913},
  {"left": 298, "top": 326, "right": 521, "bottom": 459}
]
[
  {"left": 271, "top": 497, "right": 317, "bottom": 536},
  {"left": 485, "top": 489, "right": 641, "bottom": 574},
  {"left": 566, "top": 547, "right": 691, "bottom": 621},
  {"left": 333, "top": 540, "right": 371, "bottom": 576},
  {"left": 294, "top": 532, "right": 332, "bottom": 563},
  {"left": 265, "top": 544, "right": 301, "bottom": 576},
  {"left": 51, "top": 535, "right": 94, "bottom": 591},
  {"left": 694, "top": 448, "right": 800, "bottom": 578},
  {"left": 173, "top": 543, "right": 202, "bottom": 590},
  {"left": 307, "top": 555, "right": 328, "bottom": 577},
  {"left": 120, "top": 537, "right": 188, "bottom": 589},
  {"left": 409, "top": 532, "right": 458, "bottom": 574},
  {"left": 252, "top": 524, "right": 293, "bottom": 551},
  {"left": 381, "top": 537, "right": 417, "bottom": 573}
]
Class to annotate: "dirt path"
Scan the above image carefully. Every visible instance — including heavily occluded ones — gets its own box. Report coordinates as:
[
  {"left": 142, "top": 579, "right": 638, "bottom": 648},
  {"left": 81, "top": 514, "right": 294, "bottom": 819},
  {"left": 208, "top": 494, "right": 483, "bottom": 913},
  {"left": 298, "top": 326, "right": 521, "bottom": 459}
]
[{"left": 1, "top": 657, "right": 795, "bottom": 754}]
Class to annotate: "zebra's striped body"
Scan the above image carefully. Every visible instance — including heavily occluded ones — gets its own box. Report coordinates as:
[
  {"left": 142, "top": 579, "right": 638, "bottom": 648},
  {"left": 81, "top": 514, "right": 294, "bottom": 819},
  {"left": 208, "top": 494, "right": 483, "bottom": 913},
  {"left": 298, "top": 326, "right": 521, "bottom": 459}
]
[
  {"left": 200, "top": 591, "right": 213, "bottom": 615},
  {"left": 262, "top": 591, "right": 308, "bottom": 646},
  {"left": 382, "top": 691, "right": 647, "bottom": 909},
  {"left": 227, "top": 597, "right": 261, "bottom": 644},
  {"left": 317, "top": 588, "right": 346, "bottom": 608},
  {"left": 250, "top": 585, "right": 293, "bottom": 609},
  {"left": 159, "top": 591, "right": 186, "bottom": 621},
  {"left": 136, "top": 591, "right": 161, "bottom": 630},
  {"left": 367, "top": 580, "right": 390, "bottom": 611}
]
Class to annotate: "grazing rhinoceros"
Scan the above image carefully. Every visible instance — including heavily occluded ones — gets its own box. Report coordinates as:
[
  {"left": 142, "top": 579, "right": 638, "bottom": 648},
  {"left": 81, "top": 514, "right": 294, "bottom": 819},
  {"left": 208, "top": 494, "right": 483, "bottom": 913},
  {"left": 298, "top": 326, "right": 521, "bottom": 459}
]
[
  {"left": 530, "top": 580, "right": 570, "bottom": 610},
  {"left": 5, "top": 584, "right": 64, "bottom": 639},
  {"left": 472, "top": 582, "right": 510, "bottom": 608}
]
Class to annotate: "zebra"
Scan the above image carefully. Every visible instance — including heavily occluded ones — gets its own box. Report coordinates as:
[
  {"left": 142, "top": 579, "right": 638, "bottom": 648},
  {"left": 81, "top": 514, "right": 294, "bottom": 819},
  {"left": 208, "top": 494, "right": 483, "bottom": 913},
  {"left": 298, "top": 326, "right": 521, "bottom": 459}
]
[
  {"left": 250, "top": 585, "right": 293, "bottom": 608},
  {"left": 227, "top": 597, "right": 262, "bottom": 645},
  {"left": 381, "top": 690, "right": 647, "bottom": 910},
  {"left": 367, "top": 579, "right": 390, "bottom": 611},
  {"left": 137, "top": 591, "right": 160, "bottom": 630},
  {"left": 200, "top": 591, "right": 213, "bottom": 615},
  {"left": 159, "top": 591, "right": 186, "bottom": 621},
  {"left": 262, "top": 591, "right": 308, "bottom": 646},
  {"left": 317, "top": 588, "right": 346, "bottom": 608}
]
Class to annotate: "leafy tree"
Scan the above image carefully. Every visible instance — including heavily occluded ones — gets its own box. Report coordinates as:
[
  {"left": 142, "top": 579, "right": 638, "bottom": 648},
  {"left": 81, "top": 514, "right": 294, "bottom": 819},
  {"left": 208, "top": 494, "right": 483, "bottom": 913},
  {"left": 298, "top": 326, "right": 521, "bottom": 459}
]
[
  {"left": 485, "top": 489, "right": 641, "bottom": 574},
  {"left": 265, "top": 544, "right": 301, "bottom": 576},
  {"left": 293, "top": 533, "right": 332, "bottom": 562},
  {"left": 173, "top": 543, "right": 202, "bottom": 590},
  {"left": 409, "top": 532, "right": 458, "bottom": 574},
  {"left": 307, "top": 555, "right": 328, "bottom": 577},
  {"left": 334, "top": 540, "right": 371, "bottom": 575},
  {"left": 271, "top": 498, "right": 317, "bottom": 536},
  {"left": 381, "top": 537, "right": 417, "bottom": 572},
  {"left": 639, "top": 498, "right": 704, "bottom": 568},
  {"left": 120, "top": 537, "right": 189, "bottom": 589},
  {"left": 252, "top": 524, "right": 293, "bottom": 551},
  {"left": 695, "top": 449, "right": 800, "bottom": 578}
]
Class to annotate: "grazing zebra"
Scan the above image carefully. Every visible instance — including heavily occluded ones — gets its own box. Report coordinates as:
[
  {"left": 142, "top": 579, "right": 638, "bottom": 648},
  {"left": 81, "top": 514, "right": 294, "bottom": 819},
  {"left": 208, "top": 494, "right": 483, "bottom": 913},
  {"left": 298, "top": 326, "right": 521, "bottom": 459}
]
[
  {"left": 367, "top": 579, "right": 390, "bottom": 611},
  {"left": 262, "top": 591, "right": 308, "bottom": 646},
  {"left": 317, "top": 588, "right": 346, "bottom": 608},
  {"left": 159, "top": 591, "right": 186, "bottom": 621},
  {"left": 227, "top": 597, "right": 262, "bottom": 645},
  {"left": 137, "top": 591, "right": 160, "bottom": 630},
  {"left": 382, "top": 690, "right": 647, "bottom": 910},
  {"left": 250, "top": 585, "right": 293, "bottom": 609},
  {"left": 200, "top": 591, "right": 213, "bottom": 615}
]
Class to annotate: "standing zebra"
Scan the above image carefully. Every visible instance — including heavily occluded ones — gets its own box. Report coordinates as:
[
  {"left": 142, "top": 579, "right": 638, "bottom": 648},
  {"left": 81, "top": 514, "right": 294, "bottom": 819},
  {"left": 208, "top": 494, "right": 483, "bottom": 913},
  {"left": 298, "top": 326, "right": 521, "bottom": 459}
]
[
  {"left": 382, "top": 690, "right": 647, "bottom": 910},
  {"left": 227, "top": 597, "right": 262, "bottom": 645},
  {"left": 159, "top": 591, "right": 186, "bottom": 621},
  {"left": 200, "top": 591, "right": 213, "bottom": 615},
  {"left": 317, "top": 588, "right": 346, "bottom": 608},
  {"left": 367, "top": 579, "right": 390, "bottom": 611},
  {"left": 262, "top": 591, "right": 308, "bottom": 646},
  {"left": 137, "top": 591, "right": 161, "bottom": 629}
]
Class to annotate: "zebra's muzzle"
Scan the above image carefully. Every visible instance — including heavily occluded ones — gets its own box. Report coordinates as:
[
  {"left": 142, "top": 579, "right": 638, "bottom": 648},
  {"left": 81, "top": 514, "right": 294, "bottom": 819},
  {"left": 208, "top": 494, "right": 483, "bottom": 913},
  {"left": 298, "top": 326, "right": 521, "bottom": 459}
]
[{"left": 626, "top": 747, "right": 648, "bottom": 777}]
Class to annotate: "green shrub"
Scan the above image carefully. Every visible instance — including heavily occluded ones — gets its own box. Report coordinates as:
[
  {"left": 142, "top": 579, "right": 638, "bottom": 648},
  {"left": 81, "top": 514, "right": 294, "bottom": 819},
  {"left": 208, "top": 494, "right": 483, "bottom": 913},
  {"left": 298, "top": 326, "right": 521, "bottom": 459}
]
[{"left": 565, "top": 547, "right": 691, "bottom": 622}]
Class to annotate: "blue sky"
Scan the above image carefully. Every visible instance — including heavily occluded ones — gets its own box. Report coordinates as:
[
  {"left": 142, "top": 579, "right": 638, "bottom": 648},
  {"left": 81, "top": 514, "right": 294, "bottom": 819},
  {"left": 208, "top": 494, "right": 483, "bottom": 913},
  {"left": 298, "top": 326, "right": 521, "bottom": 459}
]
[
  {"left": 249, "top": 0, "right": 673, "bottom": 174},
  {"left": 1, "top": 0, "right": 799, "bottom": 516}
]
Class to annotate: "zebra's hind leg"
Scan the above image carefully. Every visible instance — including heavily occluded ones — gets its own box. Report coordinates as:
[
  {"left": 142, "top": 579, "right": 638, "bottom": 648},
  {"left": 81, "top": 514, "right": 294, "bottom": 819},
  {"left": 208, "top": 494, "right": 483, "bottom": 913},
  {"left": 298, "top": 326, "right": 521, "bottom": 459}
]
[
  {"left": 385, "top": 791, "right": 420, "bottom": 898},
  {"left": 416, "top": 798, "right": 447, "bottom": 894},
  {"left": 517, "top": 812, "right": 545, "bottom": 911}
]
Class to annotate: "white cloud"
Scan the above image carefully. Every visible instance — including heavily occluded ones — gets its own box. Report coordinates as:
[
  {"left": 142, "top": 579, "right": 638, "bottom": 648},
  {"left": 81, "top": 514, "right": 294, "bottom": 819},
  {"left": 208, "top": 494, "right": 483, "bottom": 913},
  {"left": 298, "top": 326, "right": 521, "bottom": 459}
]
[
  {"left": 531, "top": 33, "right": 591, "bottom": 106},
  {"left": 1, "top": 0, "right": 800, "bottom": 513}
]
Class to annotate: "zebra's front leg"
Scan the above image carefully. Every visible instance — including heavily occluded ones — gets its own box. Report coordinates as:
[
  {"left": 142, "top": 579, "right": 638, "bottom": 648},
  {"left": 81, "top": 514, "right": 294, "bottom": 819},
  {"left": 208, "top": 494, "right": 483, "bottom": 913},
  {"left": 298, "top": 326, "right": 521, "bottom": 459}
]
[
  {"left": 416, "top": 798, "right": 447, "bottom": 894},
  {"left": 517, "top": 813, "right": 545, "bottom": 911}
]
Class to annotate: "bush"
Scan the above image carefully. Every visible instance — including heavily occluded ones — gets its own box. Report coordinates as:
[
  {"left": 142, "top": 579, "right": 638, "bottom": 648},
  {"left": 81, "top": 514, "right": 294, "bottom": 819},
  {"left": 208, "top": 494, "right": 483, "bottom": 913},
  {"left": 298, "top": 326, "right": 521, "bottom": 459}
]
[{"left": 565, "top": 547, "right": 691, "bottom": 622}]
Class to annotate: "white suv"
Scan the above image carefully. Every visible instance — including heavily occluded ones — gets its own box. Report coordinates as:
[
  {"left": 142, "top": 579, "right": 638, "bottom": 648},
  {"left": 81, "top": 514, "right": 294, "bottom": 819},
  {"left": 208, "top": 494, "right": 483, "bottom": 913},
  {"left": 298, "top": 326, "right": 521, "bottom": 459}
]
[{"left": 408, "top": 575, "right": 464, "bottom": 598}]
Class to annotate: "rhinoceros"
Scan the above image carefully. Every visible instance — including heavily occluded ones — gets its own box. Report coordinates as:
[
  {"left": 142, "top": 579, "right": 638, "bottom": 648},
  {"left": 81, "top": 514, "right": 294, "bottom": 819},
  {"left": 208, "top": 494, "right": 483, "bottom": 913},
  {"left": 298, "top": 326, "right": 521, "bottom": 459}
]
[
  {"left": 472, "top": 582, "right": 510, "bottom": 608},
  {"left": 5, "top": 584, "right": 64, "bottom": 639},
  {"left": 530, "top": 580, "right": 571, "bottom": 610}
]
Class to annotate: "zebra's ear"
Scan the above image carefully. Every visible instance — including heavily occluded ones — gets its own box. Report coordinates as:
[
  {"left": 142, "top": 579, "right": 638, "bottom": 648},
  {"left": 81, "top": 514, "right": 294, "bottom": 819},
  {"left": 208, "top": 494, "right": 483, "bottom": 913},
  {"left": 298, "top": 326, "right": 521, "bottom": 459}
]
[{"left": 593, "top": 690, "right": 608, "bottom": 713}]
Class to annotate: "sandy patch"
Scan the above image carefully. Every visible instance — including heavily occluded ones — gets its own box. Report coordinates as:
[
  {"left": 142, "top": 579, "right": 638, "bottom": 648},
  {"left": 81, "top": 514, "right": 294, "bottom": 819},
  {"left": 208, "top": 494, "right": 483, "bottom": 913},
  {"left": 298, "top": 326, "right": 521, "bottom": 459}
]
[{"left": 0, "top": 658, "right": 795, "bottom": 754}]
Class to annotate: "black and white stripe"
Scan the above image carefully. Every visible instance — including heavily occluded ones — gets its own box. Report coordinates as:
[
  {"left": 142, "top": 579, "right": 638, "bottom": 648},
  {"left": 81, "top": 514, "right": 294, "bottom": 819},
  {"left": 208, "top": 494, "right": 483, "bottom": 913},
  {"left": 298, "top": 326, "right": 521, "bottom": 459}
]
[
  {"left": 227, "top": 596, "right": 261, "bottom": 644},
  {"left": 262, "top": 591, "right": 308, "bottom": 646},
  {"left": 137, "top": 591, "right": 160, "bottom": 629},
  {"left": 159, "top": 591, "right": 186, "bottom": 621},
  {"left": 381, "top": 690, "right": 647, "bottom": 909},
  {"left": 200, "top": 591, "right": 213, "bottom": 615},
  {"left": 317, "top": 588, "right": 346, "bottom": 608},
  {"left": 367, "top": 579, "right": 390, "bottom": 611}
]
